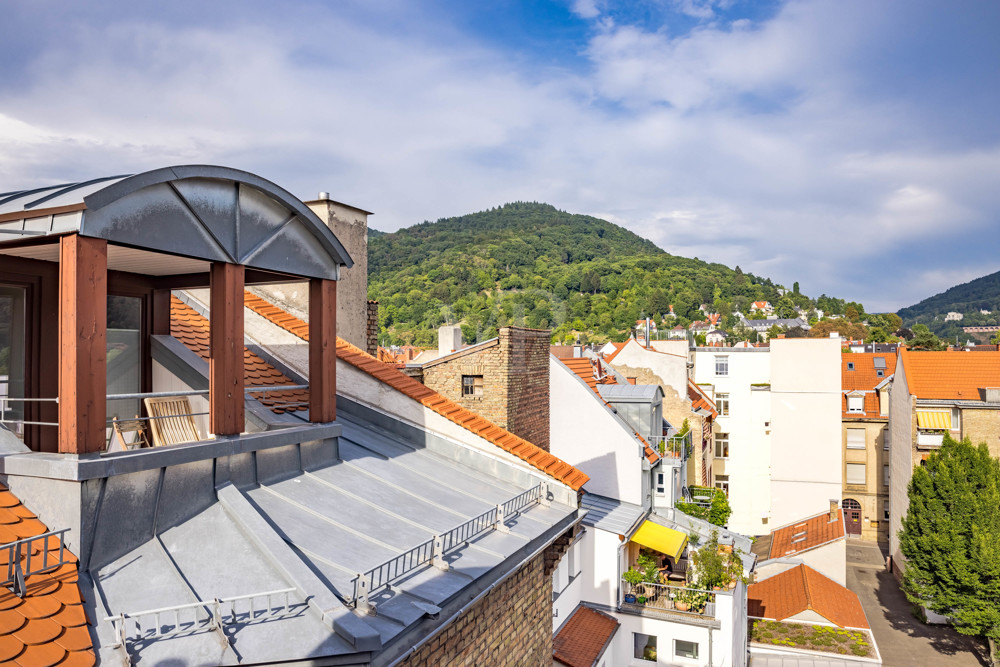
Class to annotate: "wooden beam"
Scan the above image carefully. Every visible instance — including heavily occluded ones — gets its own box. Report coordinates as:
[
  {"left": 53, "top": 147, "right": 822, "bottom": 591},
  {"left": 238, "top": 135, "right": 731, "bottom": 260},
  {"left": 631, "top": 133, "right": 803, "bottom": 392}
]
[
  {"left": 59, "top": 234, "right": 107, "bottom": 454},
  {"left": 309, "top": 279, "right": 337, "bottom": 422},
  {"left": 152, "top": 268, "right": 305, "bottom": 291},
  {"left": 151, "top": 289, "right": 171, "bottom": 336},
  {"left": 210, "top": 263, "right": 244, "bottom": 435}
]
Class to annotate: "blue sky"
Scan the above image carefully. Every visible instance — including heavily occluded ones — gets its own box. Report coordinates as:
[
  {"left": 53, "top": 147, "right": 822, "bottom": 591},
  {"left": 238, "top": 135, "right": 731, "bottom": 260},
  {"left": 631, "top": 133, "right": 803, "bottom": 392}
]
[{"left": 2, "top": 0, "right": 999, "bottom": 312}]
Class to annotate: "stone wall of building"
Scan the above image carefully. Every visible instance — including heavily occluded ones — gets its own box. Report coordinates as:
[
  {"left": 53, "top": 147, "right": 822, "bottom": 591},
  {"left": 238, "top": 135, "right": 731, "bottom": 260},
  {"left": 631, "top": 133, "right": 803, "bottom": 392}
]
[
  {"left": 961, "top": 407, "right": 1000, "bottom": 457},
  {"left": 366, "top": 300, "right": 379, "bottom": 356},
  {"left": 397, "top": 552, "right": 553, "bottom": 667},
  {"left": 842, "top": 419, "right": 889, "bottom": 544},
  {"left": 421, "top": 327, "right": 551, "bottom": 450}
]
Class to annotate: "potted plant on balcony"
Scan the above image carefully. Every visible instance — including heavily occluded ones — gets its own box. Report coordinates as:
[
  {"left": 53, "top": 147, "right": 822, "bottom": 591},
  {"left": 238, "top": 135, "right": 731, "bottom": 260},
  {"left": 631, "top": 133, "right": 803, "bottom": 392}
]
[
  {"left": 674, "top": 588, "right": 693, "bottom": 612},
  {"left": 623, "top": 567, "right": 643, "bottom": 603}
]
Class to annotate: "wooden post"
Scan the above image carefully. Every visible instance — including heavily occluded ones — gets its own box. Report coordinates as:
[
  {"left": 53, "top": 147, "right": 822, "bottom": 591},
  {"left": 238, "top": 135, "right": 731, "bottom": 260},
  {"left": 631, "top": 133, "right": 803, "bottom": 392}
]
[
  {"left": 59, "top": 234, "right": 107, "bottom": 454},
  {"left": 210, "top": 263, "right": 244, "bottom": 435},
  {"left": 151, "top": 288, "right": 171, "bottom": 336},
  {"left": 309, "top": 279, "right": 337, "bottom": 422}
]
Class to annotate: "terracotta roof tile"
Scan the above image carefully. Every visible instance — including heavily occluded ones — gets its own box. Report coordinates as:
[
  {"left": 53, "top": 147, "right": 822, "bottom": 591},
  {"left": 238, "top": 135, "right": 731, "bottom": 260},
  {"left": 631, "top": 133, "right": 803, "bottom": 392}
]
[
  {"left": 842, "top": 353, "right": 895, "bottom": 419},
  {"left": 749, "top": 564, "right": 869, "bottom": 629},
  {"left": 900, "top": 348, "right": 1000, "bottom": 401},
  {"left": 688, "top": 379, "right": 718, "bottom": 418},
  {"left": 0, "top": 484, "right": 94, "bottom": 664},
  {"left": 241, "top": 292, "right": 589, "bottom": 491},
  {"left": 553, "top": 604, "right": 619, "bottom": 667},
  {"left": 170, "top": 297, "right": 310, "bottom": 414},
  {"left": 557, "top": 358, "right": 661, "bottom": 464},
  {"left": 769, "top": 510, "right": 845, "bottom": 558}
]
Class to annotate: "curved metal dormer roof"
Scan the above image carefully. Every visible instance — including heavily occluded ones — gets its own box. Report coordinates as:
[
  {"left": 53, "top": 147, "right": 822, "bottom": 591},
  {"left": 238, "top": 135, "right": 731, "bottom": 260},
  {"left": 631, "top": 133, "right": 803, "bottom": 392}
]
[{"left": 0, "top": 165, "right": 353, "bottom": 281}]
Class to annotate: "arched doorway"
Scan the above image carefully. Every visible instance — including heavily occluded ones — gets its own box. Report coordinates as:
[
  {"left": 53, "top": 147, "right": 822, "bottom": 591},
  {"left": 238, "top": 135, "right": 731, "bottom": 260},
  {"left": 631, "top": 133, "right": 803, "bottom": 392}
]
[{"left": 843, "top": 498, "right": 862, "bottom": 535}]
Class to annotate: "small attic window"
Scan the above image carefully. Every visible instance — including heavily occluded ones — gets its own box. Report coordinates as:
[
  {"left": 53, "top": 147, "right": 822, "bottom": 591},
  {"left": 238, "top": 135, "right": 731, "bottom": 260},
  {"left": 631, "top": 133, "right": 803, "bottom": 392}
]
[
  {"left": 876, "top": 369, "right": 884, "bottom": 377},
  {"left": 847, "top": 362, "right": 855, "bottom": 371}
]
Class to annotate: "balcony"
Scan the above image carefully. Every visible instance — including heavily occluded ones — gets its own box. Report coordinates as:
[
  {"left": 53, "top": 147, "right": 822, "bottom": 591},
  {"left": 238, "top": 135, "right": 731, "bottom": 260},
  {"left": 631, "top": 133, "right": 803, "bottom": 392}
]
[
  {"left": 649, "top": 431, "right": 691, "bottom": 461},
  {"left": 916, "top": 431, "right": 945, "bottom": 449},
  {"left": 621, "top": 579, "right": 719, "bottom": 619}
]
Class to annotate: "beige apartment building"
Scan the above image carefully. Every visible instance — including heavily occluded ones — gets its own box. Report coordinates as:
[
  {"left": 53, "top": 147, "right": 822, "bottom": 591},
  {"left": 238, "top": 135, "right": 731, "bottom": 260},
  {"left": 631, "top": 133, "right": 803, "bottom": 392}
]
[
  {"left": 888, "top": 349, "right": 1000, "bottom": 572},
  {"left": 841, "top": 351, "right": 895, "bottom": 544}
]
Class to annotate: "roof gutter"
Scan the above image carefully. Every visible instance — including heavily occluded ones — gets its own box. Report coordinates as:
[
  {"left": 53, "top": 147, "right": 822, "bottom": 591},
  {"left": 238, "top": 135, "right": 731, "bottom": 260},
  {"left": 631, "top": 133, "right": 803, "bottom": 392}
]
[{"left": 382, "top": 508, "right": 585, "bottom": 667}]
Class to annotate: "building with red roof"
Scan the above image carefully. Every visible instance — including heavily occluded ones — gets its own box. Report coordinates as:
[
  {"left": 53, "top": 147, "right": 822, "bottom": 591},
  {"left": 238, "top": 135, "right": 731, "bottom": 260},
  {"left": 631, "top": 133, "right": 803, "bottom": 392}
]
[
  {"left": 841, "top": 351, "right": 895, "bottom": 544},
  {"left": 889, "top": 348, "right": 1000, "bottom": 571}
]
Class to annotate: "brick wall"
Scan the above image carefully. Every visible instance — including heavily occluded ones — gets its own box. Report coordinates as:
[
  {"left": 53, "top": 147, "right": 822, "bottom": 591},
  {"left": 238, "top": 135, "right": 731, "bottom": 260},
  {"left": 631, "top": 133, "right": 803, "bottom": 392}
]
[
  {"left": 366, "top": 300, "right": 379, "bottom": 356},
  {"left": 397, "top": 552, "right": 554, "bottom": 667},
  {"left": 961, "top": 407, "right": 1000, "bottom": 457},
  {"left": 421, "top": 327, "right": 551, "bottom": 450}
]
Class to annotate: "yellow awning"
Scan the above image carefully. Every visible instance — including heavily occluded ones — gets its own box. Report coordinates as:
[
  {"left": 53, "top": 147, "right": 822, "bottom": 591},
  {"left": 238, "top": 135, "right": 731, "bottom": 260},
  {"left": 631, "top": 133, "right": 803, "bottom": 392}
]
[
  {"left": 631, "top": 521, "right": 688, "bottom": 561},
  {"left": 916, "top": 410, "right": 951, "bottom": 430}
]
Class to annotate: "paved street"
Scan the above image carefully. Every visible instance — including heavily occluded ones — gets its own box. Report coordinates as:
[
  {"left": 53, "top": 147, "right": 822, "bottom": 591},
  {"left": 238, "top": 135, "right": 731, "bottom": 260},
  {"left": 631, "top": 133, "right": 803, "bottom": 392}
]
[{"left": 846, "top": 539, "right": 988, "bottom": 666}]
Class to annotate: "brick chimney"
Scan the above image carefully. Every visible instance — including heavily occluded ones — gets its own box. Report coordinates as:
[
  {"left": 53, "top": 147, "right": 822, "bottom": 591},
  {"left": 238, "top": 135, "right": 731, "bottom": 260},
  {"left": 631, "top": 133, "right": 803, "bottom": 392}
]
[{"left": 305, "top": 194, "right": 373, "bottom": 351}]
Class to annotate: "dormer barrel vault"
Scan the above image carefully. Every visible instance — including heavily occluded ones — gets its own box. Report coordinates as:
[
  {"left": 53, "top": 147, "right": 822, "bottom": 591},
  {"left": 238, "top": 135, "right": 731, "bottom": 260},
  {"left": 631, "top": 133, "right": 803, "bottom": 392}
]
[{"left": 0, "top": 165, "right": 353, "bottom": 454}]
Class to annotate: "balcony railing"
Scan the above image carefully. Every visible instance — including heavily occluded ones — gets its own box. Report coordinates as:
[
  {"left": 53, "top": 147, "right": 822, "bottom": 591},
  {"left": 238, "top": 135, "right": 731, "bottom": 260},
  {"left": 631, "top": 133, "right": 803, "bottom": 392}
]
[
  {"left": 917, "top": 431, "right": 945, "bottom": 449},
  {"left": 621, "top": 579, "right": 717, "bottom": 618},
  {"left": 649, "top": 431, "right": 691, "bottom": 460}
]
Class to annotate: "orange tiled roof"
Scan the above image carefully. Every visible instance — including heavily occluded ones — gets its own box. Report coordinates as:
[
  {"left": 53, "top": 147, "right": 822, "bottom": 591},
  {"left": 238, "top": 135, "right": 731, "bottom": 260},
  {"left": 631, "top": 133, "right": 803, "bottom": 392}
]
[
  {"left": 842, "top": 352, "right": 895, "bottom": 419},
  {"left": 170, "top": 297, "right": 310, "bottom": 414},
  {"left": 553, "top": 604, "right": 619, "bottom": 667},
  {"left": 769, "top": 510, "right": 845, "bottom": 558},
  {"left": 602, "top": 341, "right": 628, "bottom": 363},
  {"left": 688, "top": 379, "right": 718, "bottom": 419},
  {"left": 0, "top": 484, "right": 95, "bottom": 666},
  {"left": 558, "top": 358, "right": 660, "bottom": 464},
  {"left": 241, "top": 292, "right": 589, "bottom": 491},
  {"left": 749, "top": 564, "right": 869, "bottom": 629},
  {"left": 900, "top": 348, "right": 1000, "bottom": 401}
]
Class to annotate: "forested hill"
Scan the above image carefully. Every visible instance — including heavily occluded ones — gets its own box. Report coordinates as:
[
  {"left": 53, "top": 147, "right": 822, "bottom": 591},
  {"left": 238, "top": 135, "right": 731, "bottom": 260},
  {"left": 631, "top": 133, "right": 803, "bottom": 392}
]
[
  {"left": 898, "top": 269, "right": 1000, "bottom": 337},
  {"left": 368, "top": 202, "right": 835, "bottom": 346}
]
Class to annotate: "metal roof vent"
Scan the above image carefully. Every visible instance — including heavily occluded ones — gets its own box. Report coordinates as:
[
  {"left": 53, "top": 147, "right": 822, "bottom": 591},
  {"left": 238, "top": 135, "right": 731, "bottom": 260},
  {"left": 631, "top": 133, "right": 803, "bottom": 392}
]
[{"left": 317, "top": 191, "right": 330, "bottom": 200}]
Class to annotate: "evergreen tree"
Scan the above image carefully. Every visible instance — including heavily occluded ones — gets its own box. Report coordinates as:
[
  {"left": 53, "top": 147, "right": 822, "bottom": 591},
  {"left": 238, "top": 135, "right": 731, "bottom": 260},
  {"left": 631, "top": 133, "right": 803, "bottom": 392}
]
[
  {"left": 909, "top": 324, "right": 944, "bottom": 350},
  {"left": 899, "top": 436, "right": 1000, "bottom": 663}
]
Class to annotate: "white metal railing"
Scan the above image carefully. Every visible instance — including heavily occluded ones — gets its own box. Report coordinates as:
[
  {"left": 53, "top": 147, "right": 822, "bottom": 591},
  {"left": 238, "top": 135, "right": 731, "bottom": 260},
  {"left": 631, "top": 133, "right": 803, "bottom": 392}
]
[
  {"left": 1, "top": 529, "right": 71, "bottom": 597},
  {"left": 353, "top": 482, "right": 547, "bottom": 614},
  {"left": 105, "top": 587, "right": 296, "bottom": 656},
  {"left": 648, "top": 431, "right": 691, "bottom": 459},
  {"left": 621, "top": 579, "right": 717, "bottom": 618}
]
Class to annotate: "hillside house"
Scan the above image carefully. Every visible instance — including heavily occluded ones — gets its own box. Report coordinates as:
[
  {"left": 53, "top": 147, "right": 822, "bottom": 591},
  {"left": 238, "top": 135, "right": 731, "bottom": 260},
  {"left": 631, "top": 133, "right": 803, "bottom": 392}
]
[
  {"left": 0, "top": 165, "right": 588, "bottom": 665},
  {"left": 750, "top": 301, "right": 773, "bottom": 316}
]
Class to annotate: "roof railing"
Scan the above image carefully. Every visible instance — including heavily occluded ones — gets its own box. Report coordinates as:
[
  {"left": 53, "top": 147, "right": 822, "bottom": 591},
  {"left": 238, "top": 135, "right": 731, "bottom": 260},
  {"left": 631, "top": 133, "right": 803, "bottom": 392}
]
[
  {"left": 1, "top": 529, "right": 71, "bottom": 597},
  {"left": 105, "top": 587, "right": 296, "bottom": 663},
  {"left": 353, "top": 482, "right": 548, "bottom": 614}
]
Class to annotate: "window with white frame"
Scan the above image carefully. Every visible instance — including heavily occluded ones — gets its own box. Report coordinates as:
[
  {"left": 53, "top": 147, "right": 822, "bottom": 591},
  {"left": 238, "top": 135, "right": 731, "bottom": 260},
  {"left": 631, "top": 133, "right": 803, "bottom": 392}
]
[
  {"left": 846, "top": 428, "right": 866, "bottom": 449},
  {"left": 715, "top": 474, "right": 729, "bottom": 495},
  {"left": 715, "top": 355, "right": 729, "bottom": 376},
  {"left": 715, "top": 432, "right": 730, "bottom": 459},
  {"left": 952, "top": 408, "right": 961, "bottom": 432},
  {"left": 634, "top": 633, "right": 657, "bottom": 661},
  {"left": 846, "top": 463, "right": 866, "bottom": 485},
  {"left": 716, "top": 392, "right": 730, "bottom": 416},
  {"left": 675, "top": 639, "right": 699, "bottom": 660},
  {"left": 655, "top": 471, "right": 666, "bottom": 496},
  {"left": 847, "top": 394, "right": 864, "bottom": 413}
]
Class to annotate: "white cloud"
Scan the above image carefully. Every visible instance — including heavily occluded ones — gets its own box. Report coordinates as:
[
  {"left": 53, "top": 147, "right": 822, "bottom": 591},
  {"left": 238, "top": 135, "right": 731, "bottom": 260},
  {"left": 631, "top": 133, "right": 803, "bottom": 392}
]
[{"left": 0, "top": 0, "right": 997, "bottom": 312}]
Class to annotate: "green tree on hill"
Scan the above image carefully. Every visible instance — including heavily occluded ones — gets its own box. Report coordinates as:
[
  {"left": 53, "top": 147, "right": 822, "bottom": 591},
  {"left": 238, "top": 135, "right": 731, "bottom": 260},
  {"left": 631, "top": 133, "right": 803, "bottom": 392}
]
[
  {"left": 899, "top": 436, "right": 1000, "bottom": 664},
  {"left": 908, "top": 324, "right": 944, "bottom": 350}
]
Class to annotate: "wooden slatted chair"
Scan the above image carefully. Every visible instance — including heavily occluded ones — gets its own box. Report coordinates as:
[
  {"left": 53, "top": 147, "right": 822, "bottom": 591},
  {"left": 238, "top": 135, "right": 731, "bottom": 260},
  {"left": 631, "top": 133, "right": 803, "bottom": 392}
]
[
  {"left": 107, "top": 416, "right": 151, "bottom": 453},
  {"left": 143, "top": 396, "right": 202, "bottom": 447}
]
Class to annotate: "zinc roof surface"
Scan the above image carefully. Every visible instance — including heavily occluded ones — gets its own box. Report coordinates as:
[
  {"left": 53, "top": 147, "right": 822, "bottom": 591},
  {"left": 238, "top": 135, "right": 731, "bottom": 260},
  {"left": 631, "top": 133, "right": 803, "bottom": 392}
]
[
  {"left": 242, "top": 292, "right": 589, "bottom": 491},
  {"left": 553, "top": 604, "right": 619, "bottom": 667},
  {"left": 768, "top": 510, "right": 845, "bottom": 558},
  {"left": 841, "top": 352, "right": 895, "bottom": 419},
  {"left": 580, "top": 493, "right": 645, "bottom": 534},
  {"left": 748, "top": 564, "right": 869, "bottom": 629},
  {"left": 900, "top": 348, "right": 1000, "bottom": 400},
  {"left": 0, "top": 484, "right": 95, "bottom": 667},
  {"left": 557, "top": 357, "right": 660, "bottom": 464}
]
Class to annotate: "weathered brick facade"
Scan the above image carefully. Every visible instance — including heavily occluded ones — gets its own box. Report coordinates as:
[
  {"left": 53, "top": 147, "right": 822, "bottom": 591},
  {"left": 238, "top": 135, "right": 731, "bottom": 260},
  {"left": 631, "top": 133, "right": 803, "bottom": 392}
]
[
  {"left": 366, "top": 300, "right": 379, "bottom": 356},
  {"left": 421, "top": 327, "right": 551, "bottom": 450},
  {"left": 397, "top": 552, "right": 554, "bottom": 667}
]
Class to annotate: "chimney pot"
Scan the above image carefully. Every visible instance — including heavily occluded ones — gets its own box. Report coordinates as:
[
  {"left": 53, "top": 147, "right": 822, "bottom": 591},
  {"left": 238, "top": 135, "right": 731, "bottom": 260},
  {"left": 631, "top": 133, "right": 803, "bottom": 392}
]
[{"left": 318, "top": 191, "right": 330, "bottom": 200}]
